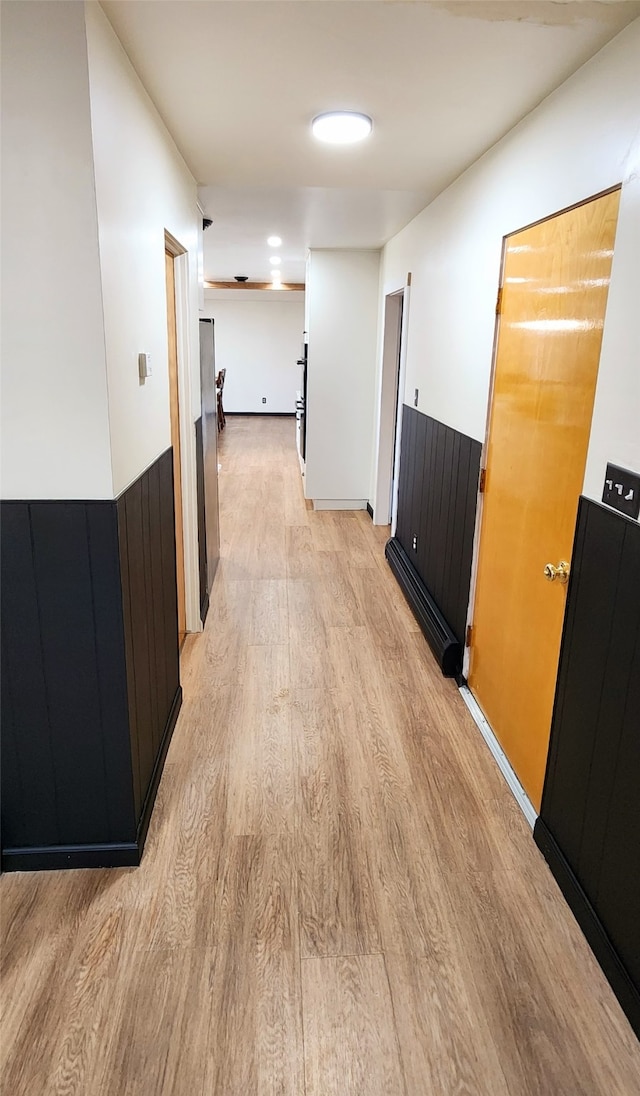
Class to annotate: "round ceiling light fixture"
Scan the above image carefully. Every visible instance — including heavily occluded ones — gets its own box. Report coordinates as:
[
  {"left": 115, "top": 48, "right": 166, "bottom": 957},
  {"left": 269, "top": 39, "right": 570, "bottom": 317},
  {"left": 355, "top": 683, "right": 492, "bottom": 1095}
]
[
  {"left": 312, "top": 111, "right": 372, "bottom": 145},
  {"left": 270, "top": 256, "right": 281, "bottom": 266},
  {"left": 267, "top": 235, "right": 282, "bottom": 247}
]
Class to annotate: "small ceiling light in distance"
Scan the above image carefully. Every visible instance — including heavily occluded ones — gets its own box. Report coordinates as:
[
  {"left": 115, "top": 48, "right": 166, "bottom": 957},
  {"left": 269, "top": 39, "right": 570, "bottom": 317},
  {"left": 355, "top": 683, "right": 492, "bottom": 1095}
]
[
  {"left": 267, "top": 236, "right": 282, "bottom": 247},
  {"left": 312, "top": 111, "right": 372, "bottom": 145},
  {"left": 270, "top": 256, "right": 281, "bottom": 265}
]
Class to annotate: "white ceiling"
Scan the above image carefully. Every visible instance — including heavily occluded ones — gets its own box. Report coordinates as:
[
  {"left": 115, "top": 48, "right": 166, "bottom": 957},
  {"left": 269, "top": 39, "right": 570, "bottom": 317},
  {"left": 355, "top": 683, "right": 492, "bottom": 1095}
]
[{"left": 101, "top": 1, "right": 640, "bottom": 284}]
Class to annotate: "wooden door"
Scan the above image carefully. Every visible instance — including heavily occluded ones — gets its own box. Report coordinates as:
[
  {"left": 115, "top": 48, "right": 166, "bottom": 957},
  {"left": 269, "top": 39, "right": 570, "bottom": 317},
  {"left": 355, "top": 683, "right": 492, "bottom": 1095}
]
[
  {"left": 469, "top": 189, "right": 620, "bottom": 810},
  {"left": 165, "top": 250, "right": 186, "bottom": 646}
]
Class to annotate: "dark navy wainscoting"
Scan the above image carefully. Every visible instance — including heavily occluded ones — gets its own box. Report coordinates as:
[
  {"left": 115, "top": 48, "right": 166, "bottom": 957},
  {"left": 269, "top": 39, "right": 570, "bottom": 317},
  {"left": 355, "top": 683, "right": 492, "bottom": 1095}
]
[
  {"left": 390, "top": 405, "right": 481, "bottom": 666},
  {"left": 535, "top": 497, "right": 640, "bottom": 1038},
  {"left": 1, "top": 448, "right": 181, "bottom": 870},
  {"left": 116, "top": 447, "right": 181, "bottom": 839},
  {"left": 195, "top": 416, "right": 209, "bottom": 623}
]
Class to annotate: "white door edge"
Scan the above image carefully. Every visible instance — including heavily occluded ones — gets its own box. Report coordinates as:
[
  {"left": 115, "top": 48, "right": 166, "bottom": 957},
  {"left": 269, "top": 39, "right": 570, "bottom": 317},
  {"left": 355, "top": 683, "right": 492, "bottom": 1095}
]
[{"left": 459, "top": 684, "right": 538, "bottom": 830}]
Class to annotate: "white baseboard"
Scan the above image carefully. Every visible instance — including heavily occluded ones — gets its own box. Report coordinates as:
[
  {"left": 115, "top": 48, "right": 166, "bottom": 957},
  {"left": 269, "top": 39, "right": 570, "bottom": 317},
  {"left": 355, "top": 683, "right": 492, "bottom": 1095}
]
[
  {"left": 312, "top": 499, "right": 367, "bottom": 511},
  {"left": 459, "top": 685, "right": 537, "bottom": 830}
]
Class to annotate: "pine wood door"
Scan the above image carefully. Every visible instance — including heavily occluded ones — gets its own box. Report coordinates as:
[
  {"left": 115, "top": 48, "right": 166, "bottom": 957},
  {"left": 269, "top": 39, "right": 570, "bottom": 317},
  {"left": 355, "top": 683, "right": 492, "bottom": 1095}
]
[
  {"left": 165, "top": 249, "right": 186, "bottom": 646},
  {"left": 469, "top": 189, "right": 620, "bottom": 810}
]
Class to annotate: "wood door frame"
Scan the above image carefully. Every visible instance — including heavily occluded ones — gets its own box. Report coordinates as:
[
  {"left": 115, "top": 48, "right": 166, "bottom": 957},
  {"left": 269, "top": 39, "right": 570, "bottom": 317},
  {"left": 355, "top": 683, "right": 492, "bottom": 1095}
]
[
  {"left": 390, "top": 278, "right": 411, "bottom": 535},
  {"left": 164, "top": 230, "right": 202, "bottom": 636},
  {"left": 462, "top": 185, "right": 621, "bottom": 817}
]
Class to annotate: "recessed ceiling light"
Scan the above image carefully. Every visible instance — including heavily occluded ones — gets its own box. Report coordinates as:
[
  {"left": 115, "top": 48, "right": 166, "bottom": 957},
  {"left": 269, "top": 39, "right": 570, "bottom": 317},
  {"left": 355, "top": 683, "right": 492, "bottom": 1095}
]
[
  {"left": 312, "top": 111, "right": 372, "bottom": 145},
  {"left": 270, "top": 256, "right": 281, "bottom": 266},
  {"left": 267, "top": 236, "right": 282, "bottom": 247},
  {"left": 271, "top": 269, "right": 281, "bottom": 279}
]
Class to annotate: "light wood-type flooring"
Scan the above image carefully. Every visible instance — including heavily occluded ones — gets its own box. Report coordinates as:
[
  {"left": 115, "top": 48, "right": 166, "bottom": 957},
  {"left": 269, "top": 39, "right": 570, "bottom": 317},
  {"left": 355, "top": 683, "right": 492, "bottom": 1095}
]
[{"left": 2, "top": 415, "right": 639, "bottom": 1094}]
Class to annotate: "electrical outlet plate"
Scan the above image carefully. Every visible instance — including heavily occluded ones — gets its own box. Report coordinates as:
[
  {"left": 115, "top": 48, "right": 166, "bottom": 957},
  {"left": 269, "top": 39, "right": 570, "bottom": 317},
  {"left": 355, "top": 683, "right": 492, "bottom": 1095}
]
[{"left": 602, "top": 463, "right": 640, "bottom": 519}]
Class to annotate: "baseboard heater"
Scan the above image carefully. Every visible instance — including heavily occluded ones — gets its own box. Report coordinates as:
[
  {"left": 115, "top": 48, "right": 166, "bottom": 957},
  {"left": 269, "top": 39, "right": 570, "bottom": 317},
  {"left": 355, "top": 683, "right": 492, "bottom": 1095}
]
[{"left": 385, "top": 537, "right": 461, "bottom": 676}]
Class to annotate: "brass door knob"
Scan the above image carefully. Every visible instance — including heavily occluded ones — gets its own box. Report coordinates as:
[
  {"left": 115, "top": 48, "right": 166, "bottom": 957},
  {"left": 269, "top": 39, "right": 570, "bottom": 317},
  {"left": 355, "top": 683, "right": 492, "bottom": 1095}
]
[{"left": 543, "top": 561, "right": 570, "bottom": 584}]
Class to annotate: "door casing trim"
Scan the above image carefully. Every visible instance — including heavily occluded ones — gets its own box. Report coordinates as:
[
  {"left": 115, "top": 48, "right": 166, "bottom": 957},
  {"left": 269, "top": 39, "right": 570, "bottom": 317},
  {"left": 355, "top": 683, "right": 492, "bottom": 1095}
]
[{"left": 164, "top": 231, "right": 201, "bottom": 635}]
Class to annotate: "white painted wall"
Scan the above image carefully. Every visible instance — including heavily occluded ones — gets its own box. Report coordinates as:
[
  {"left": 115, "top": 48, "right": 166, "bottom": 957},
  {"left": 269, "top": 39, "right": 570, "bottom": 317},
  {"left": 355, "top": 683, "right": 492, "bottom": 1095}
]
[
  {"left": 306, "top": 250, "right": 380, "bottom": 504},
  {"left": 201, "top": 293, "right": 305, "bottom": 413},
  {"left": 85, "top": 1, "right": 200, "bottom": 496},
  {"left": 376, "top": 19, "right": 640, "bottom": 519},
  {"left": 85, "top": 2, "right": 202, "bottom": 630},
  {"left": 1, "top": 1, "right": 112, "bottom": 499}
]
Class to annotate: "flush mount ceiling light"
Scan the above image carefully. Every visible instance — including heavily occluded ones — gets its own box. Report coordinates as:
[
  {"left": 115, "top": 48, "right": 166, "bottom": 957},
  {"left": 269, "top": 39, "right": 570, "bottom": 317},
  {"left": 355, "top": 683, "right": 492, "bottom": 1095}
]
[
  {"left": 312, "top": 111, "right": 372, "bottom": 145},
  {"left": 267, "top": 235, "right": 282, "bottom": 247}
]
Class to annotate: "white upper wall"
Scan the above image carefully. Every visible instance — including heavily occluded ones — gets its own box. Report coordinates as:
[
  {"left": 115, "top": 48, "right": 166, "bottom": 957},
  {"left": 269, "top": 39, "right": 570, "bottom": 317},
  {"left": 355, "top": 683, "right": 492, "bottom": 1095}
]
[
  {"left": 85, "top": 1, "right": 200, "bottom": 496},
  {"left": 306, "top": 250, "right": 380, "bottom": 502},
  {"left": 380, "top": 19, "right": 640, "bottom": 512},
  {"left": 1, "top": 1, "right": 112, "bottom": 499},
  {"left": 201, "top": 294, "right": 304, "bottom": 414}
]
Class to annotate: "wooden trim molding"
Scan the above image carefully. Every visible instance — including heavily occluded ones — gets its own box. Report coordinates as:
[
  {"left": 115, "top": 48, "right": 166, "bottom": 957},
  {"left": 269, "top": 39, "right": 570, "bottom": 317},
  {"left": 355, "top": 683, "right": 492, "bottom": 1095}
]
[{"left": 204, "top": 281, "right": 305, "bottom": 291}]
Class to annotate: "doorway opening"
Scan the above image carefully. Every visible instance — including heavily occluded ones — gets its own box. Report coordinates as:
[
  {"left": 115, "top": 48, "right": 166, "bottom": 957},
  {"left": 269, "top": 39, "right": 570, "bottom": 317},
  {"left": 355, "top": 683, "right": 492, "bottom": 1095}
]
[{"left": 374, "top": 284, "right": 408, "bottom": 527}]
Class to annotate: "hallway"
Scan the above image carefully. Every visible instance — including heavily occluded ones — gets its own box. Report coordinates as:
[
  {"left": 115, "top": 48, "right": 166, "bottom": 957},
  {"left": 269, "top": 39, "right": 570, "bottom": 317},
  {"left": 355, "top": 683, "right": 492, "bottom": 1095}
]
[{"left": 1, "top": 416, "right": 639, "bottom": 1094}]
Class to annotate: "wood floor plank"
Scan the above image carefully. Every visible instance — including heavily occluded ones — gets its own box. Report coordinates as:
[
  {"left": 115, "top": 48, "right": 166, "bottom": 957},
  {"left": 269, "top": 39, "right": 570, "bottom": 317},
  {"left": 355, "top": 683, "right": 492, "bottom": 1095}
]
[
  {"left": 226, "top": 643, "right": 294, "bottom": 837},
  {"left": 349, "top": 566, "right": 419, "bottom": 660},
  {"left": 301, "top": 954, "right": 406, "bottom": 1096},
  {"left": 2, "top": 416, "right": 639, "bottom": 1096},
  {"left": 29, "top": 900, "right": 126, "bottom": 1096},
  {"left": 283, "top": 465, "right": 309, "bottom": 528},
  {"left": 313, "top": 551, "right": 363, "bottom": 629},
  {"left": 248, "top": 578, "right": 289, "bottom": 646},
  {"left": 201, "top": 575, "right": 253, "bottom": 684},
  {"left": 449, "top": 865, "right": 640, "bottom": 1096},
  {"left": 385, "top": 950, "right": 511, "bottom": 1096},
  {"left": 287, "top": 578, "right": 335, "bottom": 691},
  {"left": 87, "top": 946, "right": 215, "bottom": 1096},
  {"left": 142, "top": 763, "right": 222, "bottom": 951},
  {"left": 294, "top": 689, "right": 381, "bottom": 958},
  {"left": 204, "top": 833, "right": 303, "bottom": 1096},
  {"left": 285, "top": 524, "right": 317, "bottom": 579}
]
